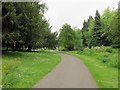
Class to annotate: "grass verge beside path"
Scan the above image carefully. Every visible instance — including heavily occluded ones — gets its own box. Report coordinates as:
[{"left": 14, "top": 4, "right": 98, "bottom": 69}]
[
  {"left": 2, "top": 51, "right": 61, "bottom": 88},
  {"left": 65, "top": 50, "right": 118, "bottom": 88}
]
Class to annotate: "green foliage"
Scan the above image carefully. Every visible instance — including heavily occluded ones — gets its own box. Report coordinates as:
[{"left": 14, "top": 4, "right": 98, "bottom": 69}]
[
  {"left": 81, "top": 20, "right": 88, "bottom": 47},
  {"left": 88, "top": 47, "right": 118, "bottom": 68},
  {"left": 92, "top": 10, "right": 103, "bottom": 46},
  {"left": 75, "top": 8, "right": 118, "bottom": 50},
  {"left": 2, "top": 51, "right": 61, "bottom": 88},
  {"left": 74, "top": 29, "right": 83, "bottom": 50},
  {"left": 2, "top": 2, "right": 56, "bottom": 51},
  {"left": 84, "top": 16, "right": 94, "bottom": 48},
  {"left": 72, "top": 46, "right": 118, "bottom": 69},
  {"left": 108, "top": 11, "right": 119, "bottom": 46},
  {"left": 58, "top": 8, "right": 118, "bottom": 51},
  {"left": 101, "top": 8, "right": 119, "bottom": 46},
  {"left": 44, "top": 31, "right": 58, "bottom": 49},
  {"left": 58, "top": 23, "right": 75, "bottom": 51},
  {"left": 105, "top": 47, "right": 113, "bottom": 53},
  {"left": 3, "top": 2, "right": 118, "bottom": 51}
]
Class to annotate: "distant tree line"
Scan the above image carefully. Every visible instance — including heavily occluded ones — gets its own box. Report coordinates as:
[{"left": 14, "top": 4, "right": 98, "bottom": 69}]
[
  {"left": 58, "top": 8, "right": 119, "bottom": 51},
  {"left": 2, "top": 2, "right": 119, "bottom": 51},
  {"left": 2, "top": 2, "right": 57, "bottom": 51}
]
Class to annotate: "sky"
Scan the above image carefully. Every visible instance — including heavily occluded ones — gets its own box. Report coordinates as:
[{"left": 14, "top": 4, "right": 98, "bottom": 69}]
[{"left": 41, "top": 0, "right": 119, "bottom": 32}]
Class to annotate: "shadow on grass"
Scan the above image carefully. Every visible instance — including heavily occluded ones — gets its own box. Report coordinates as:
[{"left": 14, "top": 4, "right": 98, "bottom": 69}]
[
  {"left": 2, "top": 50, "right": 47, "bottom": 58},
  {"left": 2, "top": 51, "right": 23, "bottom": 57}
]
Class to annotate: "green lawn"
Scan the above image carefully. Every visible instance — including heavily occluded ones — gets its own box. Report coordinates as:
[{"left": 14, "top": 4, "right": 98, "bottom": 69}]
[
  {"left": 65, "top": 48, "right": 118, "bottom": 88},
  {"left": 2, "top": 51, "right": 61, "bottom": 88}
]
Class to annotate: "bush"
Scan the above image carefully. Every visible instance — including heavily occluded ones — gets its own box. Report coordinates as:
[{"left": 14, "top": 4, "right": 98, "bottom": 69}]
[
  {"left": 106, "top": 47, "right": 113, "bottom": 53},
  {"left": 76, "top": 51, "right": 83, "bottom": 54},
  {"left": 101, "top": 52, "right": 118, "bottom": 68},
  {"left": 102, "top": 59, "right": 109, "bottom": 63},
  {"left": 76, "top": 46, "right": 118, "bottom": 69},
  {"left": 92, "top": 46, "right": 106, "bottom": 52}
]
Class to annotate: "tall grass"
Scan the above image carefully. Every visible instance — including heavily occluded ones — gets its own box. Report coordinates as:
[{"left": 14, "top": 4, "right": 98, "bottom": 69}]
[
  {"left": 78, "top": 46, "right": 118, "bottom": 68},
  {"left": 2, "top": 51, "right": 61, "bottom": 88}
]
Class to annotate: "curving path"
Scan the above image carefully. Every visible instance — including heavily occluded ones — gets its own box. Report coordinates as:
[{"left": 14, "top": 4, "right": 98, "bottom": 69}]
[{"left": 33, "top": 53, "right": 97, "bottom": 88}]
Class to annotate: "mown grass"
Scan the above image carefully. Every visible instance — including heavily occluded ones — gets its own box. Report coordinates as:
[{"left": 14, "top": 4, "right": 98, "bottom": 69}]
[
  {"left": 65, "top": 47, "right": 118, "bottom": 88},
  {"left": 2, "top": 51, "right": 61, "bottom": 88}
]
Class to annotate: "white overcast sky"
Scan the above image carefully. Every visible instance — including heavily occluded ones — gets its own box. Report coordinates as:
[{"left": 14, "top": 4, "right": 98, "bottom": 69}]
[{"left": 41, "top": 0, "right": 119, "bottom": 32}]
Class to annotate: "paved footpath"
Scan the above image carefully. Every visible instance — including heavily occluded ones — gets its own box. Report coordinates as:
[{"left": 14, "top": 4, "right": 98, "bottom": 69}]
[{"left": 33, "top": 53, "right": 97, "bottom": 88}]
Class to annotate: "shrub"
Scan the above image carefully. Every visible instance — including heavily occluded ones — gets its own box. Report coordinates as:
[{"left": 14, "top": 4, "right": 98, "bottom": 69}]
[
  {"left": 106, "top": 47, "right": 113, "bottom": 53},
  {"left": 102, "top": 59, "right": 108, "bottom": 63},
  {"left": 92, "top": 46, "right": 106, "bottom": 52},
  {"left": 101, "top": 53, "right": 118, "bottom": 68},
  {"left": 76, "top": 51, "right": 83, "bottom": 54}
]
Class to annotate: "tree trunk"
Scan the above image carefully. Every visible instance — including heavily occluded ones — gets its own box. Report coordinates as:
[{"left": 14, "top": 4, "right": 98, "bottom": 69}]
[
  {"left": 15, "top": 42, "right": 19, "bottom": 51},
  {"left": 89, "top": 42, "right": 92, "bottom": 49},
  {"left": 6, "top": 45, "right": 8, "bottom": 51},
  {"left": 6, "top": 41, "right": 9, "bottom": 51},
  {"left": 27, "top": 45, "right": 32, "bottom": 51}
]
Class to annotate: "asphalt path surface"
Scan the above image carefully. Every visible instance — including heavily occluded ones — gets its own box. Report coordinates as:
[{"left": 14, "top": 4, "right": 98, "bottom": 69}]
[{"left": 33, "top": 53, "right": 97, "bottom": 88}]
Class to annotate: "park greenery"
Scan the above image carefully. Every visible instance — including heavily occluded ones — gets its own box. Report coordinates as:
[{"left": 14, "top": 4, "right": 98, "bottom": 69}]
[
  {"left": 2, "top": 2, "right": 57, "bottom": 51},
  {"left": 2, "top": 2, "right": 119, "bottom": 51},
  {"left": 58, "top": 9, "right": 119, "bottom": 51},
  {"left": 2, "top": 2, "right": 119, "bottom": 88},
  {"left": 65, "top": 47, "right": 118, "bottom": 88},
  {"left": 2, "top": 51, "right": 61, "bottom": 88}
]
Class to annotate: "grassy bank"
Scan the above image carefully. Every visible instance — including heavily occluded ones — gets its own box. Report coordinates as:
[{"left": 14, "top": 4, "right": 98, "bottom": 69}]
[
  {"left": 2, "top": 51, "right": 61, "bottom": 88},
  {"left": 65, "top": 47, "right": 118, "bottom": 88}
]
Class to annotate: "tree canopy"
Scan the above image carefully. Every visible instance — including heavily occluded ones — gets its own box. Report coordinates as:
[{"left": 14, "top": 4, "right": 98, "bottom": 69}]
[
  {"left": 2, "top": 2, "right": 57, "bottom": 51},
  {"left": 2, "top": 2, "right": 119, "bottom": 51},
  {"left": 58, "top": 23, "right": 75, "bottom": 51},
  {"left": 58, "top": 8, "right": 119, "bottom": 51}
]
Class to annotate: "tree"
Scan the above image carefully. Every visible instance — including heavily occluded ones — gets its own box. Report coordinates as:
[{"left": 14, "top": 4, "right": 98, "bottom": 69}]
[
  {"left": 108, "top": 10, "right": 119, "bottom": 47},
  {"left": 101, "top": 8, "right": 119, "bottom": 47},
  {"left": 81, "top": 20, "right": 88, "bottom": 47},
  {"left": 92, "top": 10, "right": 103, "bottom": 46},
  {"left": 81, "top": 16, "right": 94, "bottom": 48},
  {"left": 58, "top": 23, "right": 75, "bottom": 51},
  {"left": 17, "top": 2, "right": 48, "bottom": 51},
  {"left": 74, "top": 29, "right": 83, "bottom": 50},
  {"left": 44, "top": 31, "right": 58, "bottom": 49},
  {"left": 100, "top": 8, "right": 113, "bottom": 46},
  {"left": 2, "top": 2, "right": 19, "bottom": 50},
  {"left": 2, "top": 2, "right": 49, "bottom": 51},
  {"left": 84, "top": 16, "right": 94, "bottom": 48}
]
